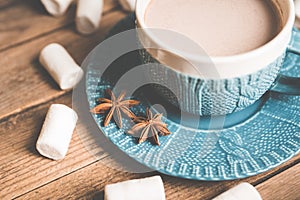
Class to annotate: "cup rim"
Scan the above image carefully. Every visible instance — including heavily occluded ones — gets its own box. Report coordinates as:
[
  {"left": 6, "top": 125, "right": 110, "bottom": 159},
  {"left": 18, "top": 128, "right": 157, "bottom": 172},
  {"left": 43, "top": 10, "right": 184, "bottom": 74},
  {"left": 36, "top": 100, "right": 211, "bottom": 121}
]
[{"left": 135, "top": 0, "right": 295, "bottom": 64}]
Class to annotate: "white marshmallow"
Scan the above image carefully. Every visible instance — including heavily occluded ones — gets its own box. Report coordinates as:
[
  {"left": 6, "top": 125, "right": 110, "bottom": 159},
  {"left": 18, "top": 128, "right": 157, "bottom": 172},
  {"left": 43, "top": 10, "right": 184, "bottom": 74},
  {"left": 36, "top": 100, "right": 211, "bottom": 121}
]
[
  {"left": 76, "top": 0, "right": 104, "bottom": 35},
  {"left": 36, "top": 104, "right": 78, "bottom": 160},
  {"left": 104, "top": 176, "right": 166, "bottom": 200},
  {"left": 118, "top": 0, "right": 136, "bottom": 12},
  {"left": 213, "top": 182, "right": 262, "bottom": 200},
  {"left": 295, "top": 0, "right": 300, "bottom": 18},
  {"left": 41, "top": 0, "right": 73, "bottom": 17},
  {"left": 39, "top": 43, "right": 84, "bottom": 90}
]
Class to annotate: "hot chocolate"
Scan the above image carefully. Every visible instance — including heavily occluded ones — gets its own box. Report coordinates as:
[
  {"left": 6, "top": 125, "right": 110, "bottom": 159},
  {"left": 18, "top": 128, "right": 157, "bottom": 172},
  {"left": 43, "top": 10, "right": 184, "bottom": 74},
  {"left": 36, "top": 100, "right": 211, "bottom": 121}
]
[{"left": 145, "top": 0, "right": 281, "bottom": 56}]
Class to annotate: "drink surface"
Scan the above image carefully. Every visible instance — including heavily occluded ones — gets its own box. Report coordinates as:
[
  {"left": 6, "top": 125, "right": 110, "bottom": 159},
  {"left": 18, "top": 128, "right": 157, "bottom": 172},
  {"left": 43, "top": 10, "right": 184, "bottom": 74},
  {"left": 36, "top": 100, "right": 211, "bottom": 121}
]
[{"left": 145, "top": 0, "right": 281, "bottom": 56}]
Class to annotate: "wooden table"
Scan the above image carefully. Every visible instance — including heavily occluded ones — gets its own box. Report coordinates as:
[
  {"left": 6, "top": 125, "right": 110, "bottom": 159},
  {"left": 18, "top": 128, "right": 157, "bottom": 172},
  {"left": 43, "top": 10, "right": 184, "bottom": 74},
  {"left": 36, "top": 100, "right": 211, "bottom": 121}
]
[{"left": 0, "top": 1, "right": 299, "bottom": 199}]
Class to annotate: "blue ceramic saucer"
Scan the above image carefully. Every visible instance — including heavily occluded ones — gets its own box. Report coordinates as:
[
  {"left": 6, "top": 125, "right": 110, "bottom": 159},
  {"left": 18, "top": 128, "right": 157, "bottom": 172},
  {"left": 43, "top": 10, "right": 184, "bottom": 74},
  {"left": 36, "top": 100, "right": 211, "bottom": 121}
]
[{"left": 85, "top": 15, "right": 300, "bottom": 180}]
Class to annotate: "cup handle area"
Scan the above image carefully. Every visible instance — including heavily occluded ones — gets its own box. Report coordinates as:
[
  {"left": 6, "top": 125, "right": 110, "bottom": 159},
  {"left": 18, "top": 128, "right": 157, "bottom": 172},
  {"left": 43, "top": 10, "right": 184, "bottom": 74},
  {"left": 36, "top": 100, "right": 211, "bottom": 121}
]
[{"left": 270, "top": 28, "right": 300, "bottom": 95}]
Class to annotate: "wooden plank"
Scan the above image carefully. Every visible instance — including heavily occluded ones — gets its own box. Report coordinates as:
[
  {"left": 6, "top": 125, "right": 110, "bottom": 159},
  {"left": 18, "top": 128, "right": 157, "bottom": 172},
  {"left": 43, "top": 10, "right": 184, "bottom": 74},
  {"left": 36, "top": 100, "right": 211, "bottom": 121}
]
[
  {"left": 0, "top": 93, "right": 105, "bottom": 200},
  {"left": 0, "top": 89, "right": 299, "bottom": 199},
  {"left": 0, "top": 11, "right": 126, "bottom": 121},
  {"left": 15, "top": 148, "right": 300, "bottom": 199},
  {"left": 257, "top": 163, "right": 300, "bottom": 200},
  {"left": 0, "top": 0, "right": 17, "bottom": 9},
  {"left": 0, "top": 0, "right": 118, "bottom": 51}
]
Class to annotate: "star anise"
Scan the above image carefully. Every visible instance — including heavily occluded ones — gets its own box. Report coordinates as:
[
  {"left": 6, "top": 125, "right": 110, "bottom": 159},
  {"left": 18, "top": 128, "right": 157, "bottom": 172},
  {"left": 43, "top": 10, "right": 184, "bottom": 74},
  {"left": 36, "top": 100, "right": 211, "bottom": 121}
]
[
  {"left": 127, "top": 108, "right": 171, "bottom": 146},
  {"left": 90, "top": 89, "right": 140, "bottom": 128}
]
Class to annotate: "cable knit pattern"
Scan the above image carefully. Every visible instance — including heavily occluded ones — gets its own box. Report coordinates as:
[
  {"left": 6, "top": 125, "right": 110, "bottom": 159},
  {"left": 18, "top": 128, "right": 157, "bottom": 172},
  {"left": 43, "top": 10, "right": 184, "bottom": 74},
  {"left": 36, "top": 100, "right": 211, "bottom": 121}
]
[
  {"left": 282, "top": 27, "right": 300, "bottom": 77},
  {"left": 140, "top": 49, "right": 284, "bottom": 115},
  {"left": 85, "top": 15, "right": 300, "bottom": 180}
]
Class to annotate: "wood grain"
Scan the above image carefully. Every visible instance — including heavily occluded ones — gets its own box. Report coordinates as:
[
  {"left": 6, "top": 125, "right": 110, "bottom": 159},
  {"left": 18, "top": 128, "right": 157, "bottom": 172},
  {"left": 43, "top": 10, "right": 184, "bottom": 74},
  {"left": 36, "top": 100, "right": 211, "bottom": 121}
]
[
  {"left": 0, "top": 93, "right": 100, "bottom": 199},
  {"left": 0, "top": 1, "right": 299, "bottom": 200},
  {"left": 0, "top": 11, "right": 126, "bottom": 121},
  {"left": 257, "top": 163, "right": 300, "bottom": 200},
  {"left": 15, "top": 153, "right": 300, "bottom": 200},
  {"left": 1, "top": 79, "right": 298, "bottom": 199},
  {"left": 12, "top": 104, "right": 300, "bottom": 200},
  {"left": 0, "top": 0, "right": 118, "bottom": 51},
  {"left": 0, "top": 0, "right": 17, "bottom": 9}
]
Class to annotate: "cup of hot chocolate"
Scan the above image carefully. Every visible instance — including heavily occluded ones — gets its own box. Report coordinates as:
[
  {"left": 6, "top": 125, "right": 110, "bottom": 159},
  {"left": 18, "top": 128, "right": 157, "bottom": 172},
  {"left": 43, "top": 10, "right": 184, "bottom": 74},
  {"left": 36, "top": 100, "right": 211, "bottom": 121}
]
[{"left": 136, "top": 0, "right": 299, "bottom": 116}]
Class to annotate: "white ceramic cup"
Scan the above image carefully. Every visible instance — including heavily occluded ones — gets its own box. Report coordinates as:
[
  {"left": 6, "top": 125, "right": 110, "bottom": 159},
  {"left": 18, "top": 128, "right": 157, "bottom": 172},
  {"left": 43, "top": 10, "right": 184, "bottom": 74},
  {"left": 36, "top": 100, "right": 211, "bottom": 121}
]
[{"left": 136, "top": 0, "right": 300, "bottom": 116}]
